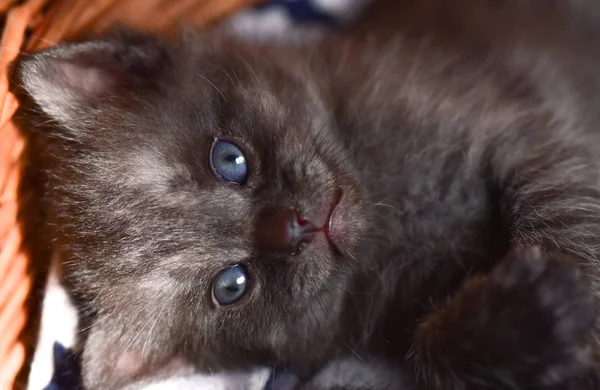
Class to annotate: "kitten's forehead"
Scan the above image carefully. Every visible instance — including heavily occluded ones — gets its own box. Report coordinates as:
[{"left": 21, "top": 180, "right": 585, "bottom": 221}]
[{"left": 182, "top": 40, "right": 328, "bottom": 126}]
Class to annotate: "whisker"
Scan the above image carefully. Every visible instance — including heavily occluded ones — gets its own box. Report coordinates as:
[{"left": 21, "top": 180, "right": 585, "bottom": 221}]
[{"left": 197, "top": 73, "right": 227, "bottom": 101}]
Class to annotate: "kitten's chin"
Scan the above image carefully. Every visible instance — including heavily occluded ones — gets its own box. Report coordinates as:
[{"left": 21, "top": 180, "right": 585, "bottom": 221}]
[
  {"left": 324, "top": 189, "right": 364, "bottom": 258},
  {"left": 325, "top": 192, "right": 344, "bottom": 251}
]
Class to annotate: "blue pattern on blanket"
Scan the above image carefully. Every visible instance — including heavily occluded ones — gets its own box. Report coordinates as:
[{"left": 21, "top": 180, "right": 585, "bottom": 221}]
[
  {"left": 253, "top": 0, "right": 338, "bottom": 25},
  {"left": 43, "top": 343, "right": 81, "bottom": 390},
  {"left": 42, "top": 1, "right": 358, "bottom": 389}
]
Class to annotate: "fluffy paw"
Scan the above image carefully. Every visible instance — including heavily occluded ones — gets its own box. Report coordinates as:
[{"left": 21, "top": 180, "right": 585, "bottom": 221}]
[
  {"left": 489, "top": 248, "right": 596, "bottom": 354},
  {"left": 411, "top": 247, "right": 598, "bottom": 389}
]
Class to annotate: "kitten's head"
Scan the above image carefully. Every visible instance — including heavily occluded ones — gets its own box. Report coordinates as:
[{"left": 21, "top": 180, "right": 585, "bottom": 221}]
[{"left": 13, "top": 29, "right": 368, "bottom": 388}]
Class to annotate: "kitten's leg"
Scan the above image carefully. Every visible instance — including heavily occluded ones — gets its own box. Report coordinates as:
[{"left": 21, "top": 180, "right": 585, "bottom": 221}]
[{"left": 410, "top": 247, "right": 598, "bottom": 390}]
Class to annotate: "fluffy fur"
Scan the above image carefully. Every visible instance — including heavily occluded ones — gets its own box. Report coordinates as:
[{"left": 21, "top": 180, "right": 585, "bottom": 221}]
[{"left": 11, "top": 0, "right": 600, "bottom": 388}]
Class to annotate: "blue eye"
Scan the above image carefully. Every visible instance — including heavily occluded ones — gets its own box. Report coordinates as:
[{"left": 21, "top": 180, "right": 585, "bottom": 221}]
[
  {"left": 213, "top": 265, "right": 248, "bottom": 305},
  {"left": 210, "top": 140, "right": 248, "bottom": 184}
]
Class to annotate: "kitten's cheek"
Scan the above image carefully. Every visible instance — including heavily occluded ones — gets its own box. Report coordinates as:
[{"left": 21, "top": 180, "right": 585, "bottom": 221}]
[
  {"left": 81, "top": 323, "right": 145, "bottom": 389},
  {"left": 82, "top": 320, "right": 190, "bottom": 389},
  {"left": 83, "top": 341, "right": 193, "bottom": 389},
  {"left": 82, "top": 324, "right": 132, "bottom": 389}
]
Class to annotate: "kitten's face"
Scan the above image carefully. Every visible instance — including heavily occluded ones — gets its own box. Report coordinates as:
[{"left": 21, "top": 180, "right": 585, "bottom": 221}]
[{"left": 14, "top": 30, "right": 367, "bottom": 387}]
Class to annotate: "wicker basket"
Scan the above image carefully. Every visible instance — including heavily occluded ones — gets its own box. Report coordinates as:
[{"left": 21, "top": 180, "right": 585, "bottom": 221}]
[{"left": 0, "top": 0, "right": 256, "bottom": 388}]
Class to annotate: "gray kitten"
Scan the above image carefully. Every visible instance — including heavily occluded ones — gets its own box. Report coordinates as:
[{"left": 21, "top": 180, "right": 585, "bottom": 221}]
[{"left": 11, "top": 0, "right": 600, "bottom": 388}]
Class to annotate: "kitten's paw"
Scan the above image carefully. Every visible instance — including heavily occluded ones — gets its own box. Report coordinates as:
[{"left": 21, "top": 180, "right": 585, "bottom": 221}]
[
  {"left": 411, "top": 247, "right": 598, "bottom": 389},
  {"left": 488, "top": 247, "right": 596, "bottom": 352}
]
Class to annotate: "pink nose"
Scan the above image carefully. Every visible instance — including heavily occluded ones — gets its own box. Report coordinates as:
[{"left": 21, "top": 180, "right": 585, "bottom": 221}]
[{"left": 255, "top": 207, "right": 318, "bottom": 255}]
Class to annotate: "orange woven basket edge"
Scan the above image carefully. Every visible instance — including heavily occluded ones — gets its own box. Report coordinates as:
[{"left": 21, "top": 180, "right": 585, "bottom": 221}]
[{"left": 0, "top": 0, "right": 257, "bottom": 388}]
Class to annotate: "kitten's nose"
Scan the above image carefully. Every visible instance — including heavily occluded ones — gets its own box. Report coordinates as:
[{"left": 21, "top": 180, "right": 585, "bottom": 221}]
[{"left": 255, "top": 207, "right": 318, "bottom": 255}]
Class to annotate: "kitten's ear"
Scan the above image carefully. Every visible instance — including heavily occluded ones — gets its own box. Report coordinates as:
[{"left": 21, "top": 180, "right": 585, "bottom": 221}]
[{"left": 12, "top": 31, "right": 168, "bottom": 123}]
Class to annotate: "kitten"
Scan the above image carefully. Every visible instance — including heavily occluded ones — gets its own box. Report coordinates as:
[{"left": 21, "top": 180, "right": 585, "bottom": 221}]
[{"left": 11, "top": 0, "right": 600, "bottom": 388}]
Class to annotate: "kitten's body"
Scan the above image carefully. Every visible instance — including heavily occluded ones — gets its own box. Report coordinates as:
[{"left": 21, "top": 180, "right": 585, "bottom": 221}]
[{"left": 12, "top": 1, "right": 600, "bottom": 389}]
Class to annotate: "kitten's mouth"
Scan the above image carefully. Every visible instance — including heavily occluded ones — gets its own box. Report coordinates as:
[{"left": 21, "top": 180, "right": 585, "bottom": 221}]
[{"left": 324, "top": 189, "right": 344, "bottom": 255}]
